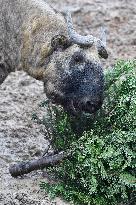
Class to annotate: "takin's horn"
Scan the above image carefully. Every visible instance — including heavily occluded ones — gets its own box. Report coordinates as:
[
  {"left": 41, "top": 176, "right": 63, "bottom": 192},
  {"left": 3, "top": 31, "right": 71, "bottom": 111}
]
[{"left": 65, "top": 11, "right": 108, "bottom": 59}]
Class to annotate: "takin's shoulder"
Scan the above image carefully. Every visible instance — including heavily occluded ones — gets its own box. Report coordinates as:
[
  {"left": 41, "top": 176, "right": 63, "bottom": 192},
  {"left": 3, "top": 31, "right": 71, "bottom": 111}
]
[{"left": 20, "top": 1, "right": 68, "bottom": 79}]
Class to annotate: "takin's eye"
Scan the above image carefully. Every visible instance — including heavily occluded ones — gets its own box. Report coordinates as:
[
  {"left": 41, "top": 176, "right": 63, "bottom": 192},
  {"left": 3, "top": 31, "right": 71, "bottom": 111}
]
[
  {"left": 72, "top": 52, "right": 85, "bottom": 64},
  {"left": 51, "top": 35, "right": 71, "bottom": 51}
]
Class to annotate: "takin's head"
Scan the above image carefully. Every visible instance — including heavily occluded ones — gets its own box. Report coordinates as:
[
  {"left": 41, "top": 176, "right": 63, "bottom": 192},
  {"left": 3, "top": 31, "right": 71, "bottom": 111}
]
[{"left": 44, "top": 12, "right": 108, "bottom": 115}]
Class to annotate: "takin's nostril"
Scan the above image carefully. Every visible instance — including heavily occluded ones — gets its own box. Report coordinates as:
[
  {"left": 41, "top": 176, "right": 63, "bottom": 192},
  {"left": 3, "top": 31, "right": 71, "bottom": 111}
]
[
  {"left": 85, "top": 101, "right": 95, "bottom": 108},
  {"left": 86, "top": 101, "right": 93, "bottom": 107},
  {"left": 87, "top": 101, "right": 96, "bottom": 111},
  {"left": 82, "top": 100, "right": 96, "bottom": 112}
]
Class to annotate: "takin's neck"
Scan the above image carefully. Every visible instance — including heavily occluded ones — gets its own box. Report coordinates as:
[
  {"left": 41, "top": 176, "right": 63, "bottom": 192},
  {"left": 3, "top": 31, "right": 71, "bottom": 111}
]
[{"left": 20, "top": 2, "right": 68, "bottom": 80}]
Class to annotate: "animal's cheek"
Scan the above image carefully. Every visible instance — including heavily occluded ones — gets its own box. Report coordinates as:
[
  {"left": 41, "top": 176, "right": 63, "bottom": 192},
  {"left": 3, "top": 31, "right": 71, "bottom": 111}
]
[
  {"left": 44, "top": 80, "right": 64, "bottom": 103},
  {"left": 44, "top": 81, "right": 56, "bottom": 97},
  {"left": 43, "top": 63, "right": 61, "bottom": 88},
  {"left": 45, "top": 62, "right": 57, "bottom": 77},
  {"left": 40, "top": 43, "right": 52, "bottom": 60},
  {"left": 45, "top": 82, "right": 56, "bottom": 94}
]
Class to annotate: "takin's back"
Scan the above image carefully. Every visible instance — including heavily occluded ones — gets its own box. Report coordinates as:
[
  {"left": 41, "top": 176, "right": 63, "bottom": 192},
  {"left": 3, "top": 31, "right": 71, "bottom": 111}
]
[{"left": 0, "top": 0, "right": 67, "bottom": 83}]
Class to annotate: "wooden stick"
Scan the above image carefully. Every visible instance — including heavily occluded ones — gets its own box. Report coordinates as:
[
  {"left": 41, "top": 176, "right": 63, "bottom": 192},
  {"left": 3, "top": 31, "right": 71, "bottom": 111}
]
[{"left": 9, "top": 151, "right": 66, "bottom": 177}]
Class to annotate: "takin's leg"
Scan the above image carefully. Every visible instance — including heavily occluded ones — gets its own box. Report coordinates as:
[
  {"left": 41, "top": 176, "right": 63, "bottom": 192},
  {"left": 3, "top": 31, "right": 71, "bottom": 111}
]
[
  {"left": 0, "top": 53, "right": 11, "bottom": 85},
  {"left": 0, "top": 64, "right": 8, "bottom": 84}
]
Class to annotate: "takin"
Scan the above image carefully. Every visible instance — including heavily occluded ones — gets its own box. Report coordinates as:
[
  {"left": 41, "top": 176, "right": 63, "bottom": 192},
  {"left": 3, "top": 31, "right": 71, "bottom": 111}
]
[{"left": 0, "top": 0, "right": 108, "bottom": 115}]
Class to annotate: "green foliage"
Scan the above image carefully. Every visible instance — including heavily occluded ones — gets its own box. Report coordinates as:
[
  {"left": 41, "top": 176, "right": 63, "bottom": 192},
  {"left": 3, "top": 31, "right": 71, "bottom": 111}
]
[{"left": 36, "top": 61, "right": 136, "bottom": 205}]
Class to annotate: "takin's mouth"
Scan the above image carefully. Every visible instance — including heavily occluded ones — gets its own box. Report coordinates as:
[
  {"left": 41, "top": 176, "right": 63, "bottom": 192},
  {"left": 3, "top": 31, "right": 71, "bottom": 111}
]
[
  {"left": 64, "top": 99, "right": 102, "bottom": 116},
  {"left": 46, "top": 89, "right": 103, "bottom": 115}
]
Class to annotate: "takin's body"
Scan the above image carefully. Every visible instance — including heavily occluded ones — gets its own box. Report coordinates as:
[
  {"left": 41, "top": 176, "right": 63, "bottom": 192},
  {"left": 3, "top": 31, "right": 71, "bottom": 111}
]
[
  {"left": 0, "top": 0, "right": 68, "bottom": 80},
  {"left": 0, "top": 0, "right": 108, "bottom": 115}
]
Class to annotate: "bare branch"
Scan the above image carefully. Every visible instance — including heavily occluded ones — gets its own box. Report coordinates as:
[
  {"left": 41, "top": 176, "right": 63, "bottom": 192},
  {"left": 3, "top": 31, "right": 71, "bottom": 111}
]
[{"left": 9, "top": 151, "right": 68, "bottom": 177}]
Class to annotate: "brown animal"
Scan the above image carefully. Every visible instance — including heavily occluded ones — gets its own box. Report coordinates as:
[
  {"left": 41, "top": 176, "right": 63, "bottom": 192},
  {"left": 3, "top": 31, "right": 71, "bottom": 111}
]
[{"left": 0, "top": 0, "right": 108, "bottom": 114}]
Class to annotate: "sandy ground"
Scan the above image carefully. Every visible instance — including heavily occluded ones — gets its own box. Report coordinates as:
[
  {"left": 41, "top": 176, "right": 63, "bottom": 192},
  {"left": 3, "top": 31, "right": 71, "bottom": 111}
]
[{"left": 0, "top": 0, "right": 136, "bottom": 204}]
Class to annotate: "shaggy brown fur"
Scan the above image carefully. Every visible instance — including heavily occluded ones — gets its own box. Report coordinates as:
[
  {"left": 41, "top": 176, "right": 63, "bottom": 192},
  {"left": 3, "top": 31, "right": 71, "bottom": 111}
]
[{"left": 0, "top": 0, "right": 107, "bottom": 114}]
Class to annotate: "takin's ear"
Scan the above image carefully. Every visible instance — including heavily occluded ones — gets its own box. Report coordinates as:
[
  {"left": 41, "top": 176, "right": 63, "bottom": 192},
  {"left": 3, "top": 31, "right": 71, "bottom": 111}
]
[
  {"left": 97, "top": 27, "right": 108, "bottom": 59},
  {"left": 0, "top": 53, "right": 9, "bottom": 84},
  {"left": 97, "top": 40, "right": 108, "bottom": 59},
  {"left": 51, "top": 34, "right": 71, "bottom": 51}
]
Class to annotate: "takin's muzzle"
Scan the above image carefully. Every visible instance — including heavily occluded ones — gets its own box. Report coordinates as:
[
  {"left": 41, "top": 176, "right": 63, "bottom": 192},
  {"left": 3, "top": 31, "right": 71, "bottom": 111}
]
[{"left": 60, "top": 59, "right": 104, "bottom": 115}]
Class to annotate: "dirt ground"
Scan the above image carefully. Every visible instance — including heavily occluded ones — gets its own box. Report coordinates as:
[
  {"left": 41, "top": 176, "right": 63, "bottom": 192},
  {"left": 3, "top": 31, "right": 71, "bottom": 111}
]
[{"left": 0, "top": 0, "right": 136, "bottom": 204}]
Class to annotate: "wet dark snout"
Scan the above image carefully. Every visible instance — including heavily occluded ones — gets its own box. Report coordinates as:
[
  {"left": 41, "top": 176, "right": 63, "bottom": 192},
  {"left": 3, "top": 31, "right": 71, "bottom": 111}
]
[
  {"left": 79, "top": 97, "right": 103, "bottom": 114},
  {"left": 66, "top": 52, "right": 104, "bottom": 114}
]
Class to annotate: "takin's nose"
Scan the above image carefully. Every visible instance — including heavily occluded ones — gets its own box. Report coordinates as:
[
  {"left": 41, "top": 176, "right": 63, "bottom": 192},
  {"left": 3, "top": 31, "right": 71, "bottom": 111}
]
[{"left": 80, "top": 98, "right": 103, "bottom": 113}]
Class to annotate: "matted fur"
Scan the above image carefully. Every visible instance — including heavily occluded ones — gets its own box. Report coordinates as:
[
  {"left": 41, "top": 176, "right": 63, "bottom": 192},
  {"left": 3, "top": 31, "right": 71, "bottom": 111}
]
[{"left": 0, "top": 0, "right": 107, "bottom": 114}]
